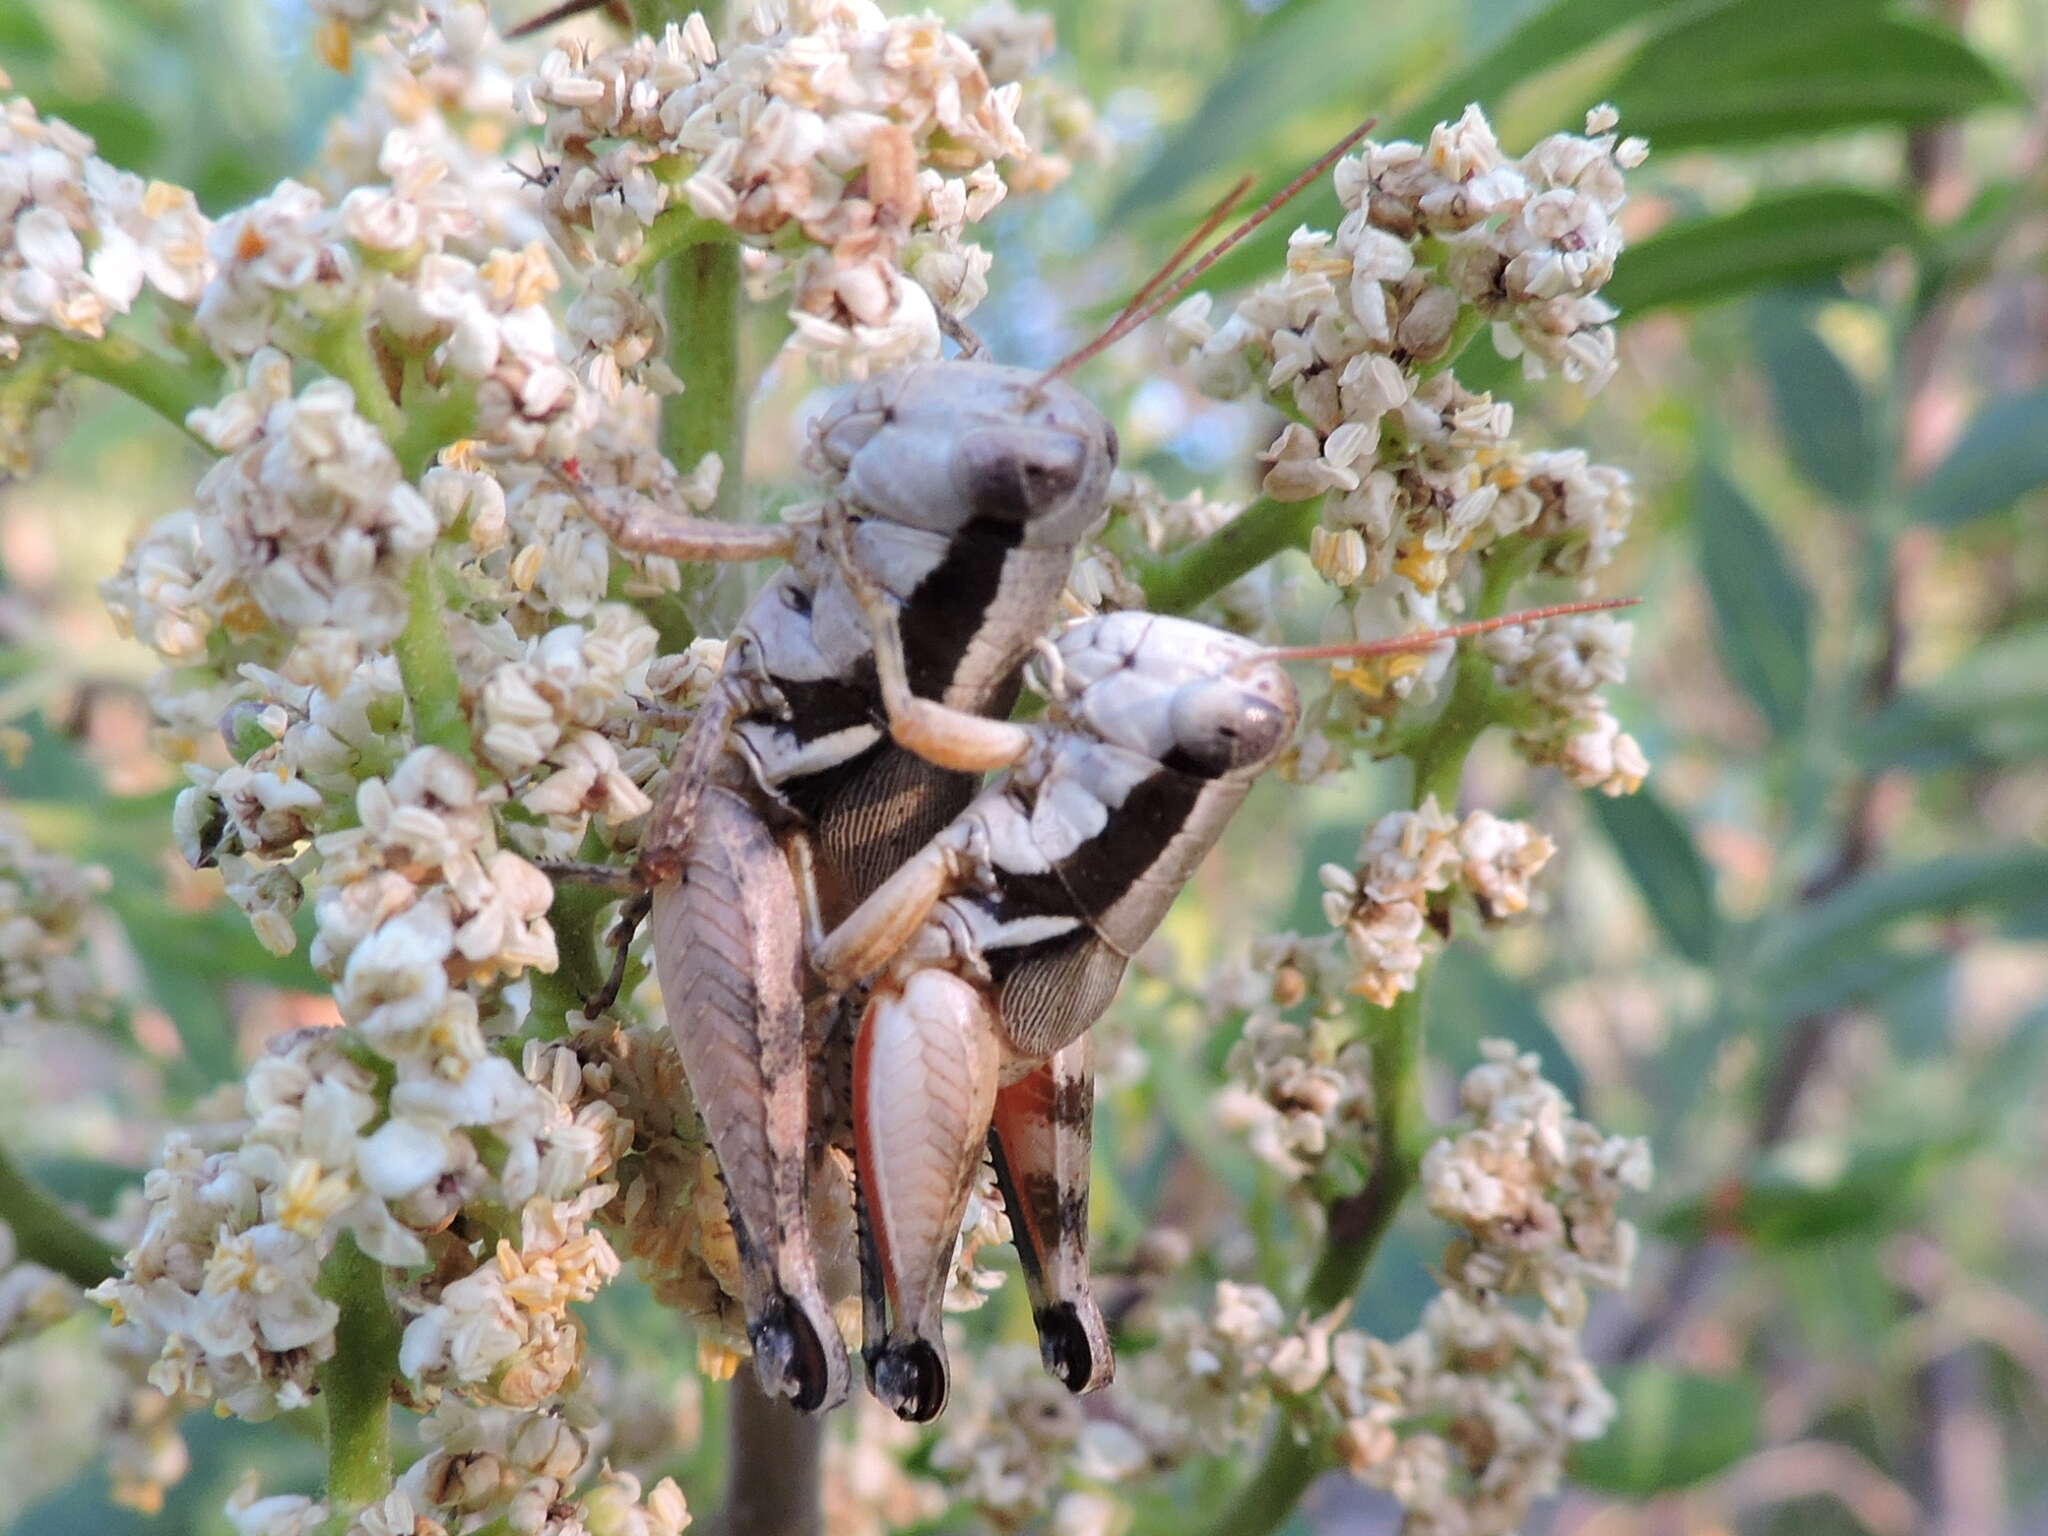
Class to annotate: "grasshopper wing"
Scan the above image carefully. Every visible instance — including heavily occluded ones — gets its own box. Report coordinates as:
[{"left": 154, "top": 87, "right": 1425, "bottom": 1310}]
[{"left": 650, "top": 784, "right": 849, "bottom": 1411}]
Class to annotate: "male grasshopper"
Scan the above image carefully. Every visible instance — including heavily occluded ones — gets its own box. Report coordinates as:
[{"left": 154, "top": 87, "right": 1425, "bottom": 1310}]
[{"left": 807, "top": 567, "right": 1638, "bottom": 1421}]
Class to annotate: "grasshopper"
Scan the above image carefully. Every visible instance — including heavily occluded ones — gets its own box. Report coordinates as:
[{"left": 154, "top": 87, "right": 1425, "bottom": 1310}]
[
  {"left": 557, "top": 120, "right": 1381, "bottom": 1413},
  {"left": 806, "top": 569, "right": 1639, "bottom": 1421}
]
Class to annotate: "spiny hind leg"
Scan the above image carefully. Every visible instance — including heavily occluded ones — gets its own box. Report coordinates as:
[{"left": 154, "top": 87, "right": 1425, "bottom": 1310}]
[
  {"left": 649, "top": 787, "right": 848, "bottom": 1412},
  {"left": 853, "top": 970, "right": 1001, "bottom": 1422},
  {"left": 988, "top": 1037, "right": 1114, "bottom": 1394}
]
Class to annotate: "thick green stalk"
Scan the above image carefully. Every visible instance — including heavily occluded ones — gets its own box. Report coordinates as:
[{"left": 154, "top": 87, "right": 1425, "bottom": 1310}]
[
  {"left": 1307, "top": 985, "right": 1429, "bottom": 1310},
  {"left": 626, "top": 207, "right": 733, "bottom": 281},
  {"left": 661, "top": 241, "right": 746, "bottom": 518},
  {"left": 396, "top": 559, "right": 472, "bottom": 763},
  {"left": 0, "top": 1142, "right": 120, "bottom": 1289},
  {"left": 1135, "top": 496, "right": 1321, "bottom": 616},
  {"left": 315, "top": 1234, "right": 401, "bottom": 1515},
  {"left": 42, "top": 332, "right": 215, "bottom": 448},
  {"left": 1193, "top": 1416, "right": 1325, "bottom": 1536}
]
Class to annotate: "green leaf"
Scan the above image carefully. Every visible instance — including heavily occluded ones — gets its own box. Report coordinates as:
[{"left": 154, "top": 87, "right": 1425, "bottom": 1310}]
[
  {"left": 1587, "top": 787, "right": 1721, "bottom": 965},
  {"left": 1608, "top": 190, "right": 1921, "bottom": 314},
  {"left": 1655, "top": 1133, "right": 1973, "bottom": 1247},
  {"left": 1694, "top": 465, "right": 1814, "bottom": 735},
  {"left": 1755, "top": 849, "right": 2048, "bottom": 987},
  {"left": 1908, "top": 386, "right": 2048, "bottom": 526},
  {"left": 1106, "top": 0, "right": 1436, "bottom": 223},
  {"left": 1390, "top": 0, "right": 1688, "bottom": 142},
  {"left": 1611, "top": 10, "right": 2020, "bottom": 150},
  {"left": 1854, "top": 626, "right": 2048, "bottom": 770},
  {"left": 1426, "top": 942, "right": 1585, "bottom": 1105},
  {"left": 1570, "top": 1367, "right": 1761, "bottom": 1495},
  {"left": 1752, "top": 302, "right": 1881, "bottom": 506}
]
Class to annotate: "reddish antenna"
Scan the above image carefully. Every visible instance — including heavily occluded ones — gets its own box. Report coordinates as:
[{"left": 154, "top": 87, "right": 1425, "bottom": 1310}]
[
  {"left": 1258, "top": 597, "right": 1640, "bottom": 664},
  {"left": 506, "top": 0, "right": 621, "bottom": 37},
  {"left": 1099, "top": 173, "right": 1253, "bottom": 334},
  {"left": 1040, "top": 115, "right": 1379, "bottom": 386}
]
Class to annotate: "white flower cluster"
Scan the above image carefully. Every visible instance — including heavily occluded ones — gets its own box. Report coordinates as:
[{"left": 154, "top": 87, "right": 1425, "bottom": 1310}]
[
  {"left": 940, "top": 1046, "right": 1645, "bottom": 1536},
  {"left": 1213, "top": 1013, "right": 1374, "bottom": 1181},
  {"left": 223, "top": 1396, "right": 691, "bottom": 1536},
  {"left": 930, "top": 1281, "right": 1340, "bottom": 1530},
  {"left": 0, "top": 1218, "right": 76, "bottom": 1345},
  {"left": 1324, "top": 1043, "right": 1652, "bottom": 1534},
  {"left": 1482, "top": 606, "right": 1647, "bottom": 796},
  {"left": 1422, "top": 1040, "right": 1651, "bottom": 1313},
  {"left": 1319, "top": 799, "right": 1554, "bottom": 1007},
  {"left": 518, "top": 0, "right": 1047, "bottom": 374},
  {"left": 108, "top": 353, "right": 441, "bottom": 658},
  {"left": 1165, "top": 106, "right": 1646, "bottom": 782},
  {"left": 0, "top": 95, "right": 209, "bottom": 359},
  {"left": 0, "top": 810, "right": 117, "bottom": 1030},
  {"left": 91, "top": 1018, "right": 626, "bottom": 1420},
  {"left": 958, "top": 0, "right": 1108, "bottom": 194},
  {"left": 823, "top": 1398, "right": 946, "bottom": 1536}
]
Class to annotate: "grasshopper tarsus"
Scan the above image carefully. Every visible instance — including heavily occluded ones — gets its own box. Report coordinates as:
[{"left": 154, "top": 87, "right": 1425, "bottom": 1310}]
[
  {"left": 869, "top": 1337, "right": 948, "bottom": 1423},
  {"left": 583, "top": 887, "right": 653, "bottom": 1019},
  {"left": 535, "top": 858, "right": 641, "bottom": 894}
]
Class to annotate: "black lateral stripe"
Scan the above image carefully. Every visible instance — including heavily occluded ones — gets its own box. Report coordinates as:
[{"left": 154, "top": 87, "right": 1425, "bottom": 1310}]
[
  {"left": 770, "top": 665, "right": 880, "bottom": 747},
  {"left": 897, "top": 518, "right": 1025, "bottom": 698},
  {"left": 1050, "top": 766, "right": 1206, "bottom": 922}
]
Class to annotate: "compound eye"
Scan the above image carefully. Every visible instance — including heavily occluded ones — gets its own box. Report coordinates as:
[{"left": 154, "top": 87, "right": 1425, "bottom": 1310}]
[
  {"left": 1164, "top": 678, "right": 1292, "bottom": 778},
  {"left": 957, "top": 429, "right": 1088, "bottom": 524}
]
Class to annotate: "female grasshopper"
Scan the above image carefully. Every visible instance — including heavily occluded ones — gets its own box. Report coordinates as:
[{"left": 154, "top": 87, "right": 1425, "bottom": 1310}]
[{"left": 806, "top": 554, "right": 1637, "bottom": 1421}]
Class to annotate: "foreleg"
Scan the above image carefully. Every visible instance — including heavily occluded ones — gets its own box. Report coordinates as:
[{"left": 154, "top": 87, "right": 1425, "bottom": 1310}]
[
  {"left": 818, "top": 508, "right": 1035, "bottom": 774},
  {"left": 555, "top": 468, "right": 798, "bottom": 562},
  {"left": 808, "top": 827, "right": 977, "bottom": 996},
  {"left": 988, "top": 1038, "right": 1114, "bottom": 1394},
  {"left": 636, "top": 681, "right": 741, "bottom": 886},
  {"left": 650, "top": 785, "right": 849, "bottom": 1412},
  {"left": 852, "top": 970, "right": 1001, "bottom": 1422}
]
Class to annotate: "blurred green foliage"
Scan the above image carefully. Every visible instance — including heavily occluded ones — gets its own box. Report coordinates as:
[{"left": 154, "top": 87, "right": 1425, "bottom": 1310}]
[{"left": 2, "top": 0, "right": 2045, "bottom": 1529}]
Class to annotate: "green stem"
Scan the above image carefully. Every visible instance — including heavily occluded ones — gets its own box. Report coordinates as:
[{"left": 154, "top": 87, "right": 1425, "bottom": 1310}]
[
  {"left": 392, "top": 374, "right": 477, "bottom": 480},
  {"left": 1306, "top": 984, "right": 1429, "bottom": 1310},
  {"left": 0, "top": 1142, "right": 120, "bottom": 1289},
  {"left": 1198, "top": 553, "right": 1528, "bottom": 1536},
  {"left": 1406, "top": 551, "right": 1526, "bottom": 807},
  {"left": 1194, "top": 1417, "right": 1325, "bottom": 1536},
  {"left": 315, "top": 1233, "right": 400, "bottom": 1515},
  {"left": 661, "top": 240, "right": 746, "bottom": 518},
  {"left": 1135, "top": 495, "right": 1323, "bottom": 616},
  {"left": 43, "top": 332, "right": 215, "bottom": 448},
  {"left": 396, "top": 559, "right": 473, "bottom": 762},
  {"left": 307, "top": 312, "right": 402, "bottom": 439},
  {"left": 626, "top": 206, "right": 734, "bottom": 281}
]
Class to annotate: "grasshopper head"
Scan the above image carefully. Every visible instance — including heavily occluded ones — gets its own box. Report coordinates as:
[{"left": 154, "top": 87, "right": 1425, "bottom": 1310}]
[
  {"left": 1059, "top": 612, "right": 1300, "bottom": 779},
  {"left": 814, "top": 360, "right": 1117, "bottom": 550}
]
